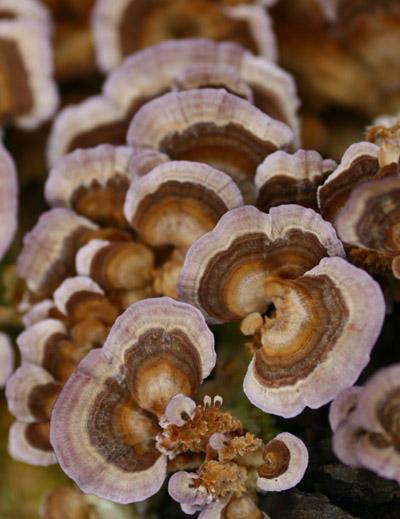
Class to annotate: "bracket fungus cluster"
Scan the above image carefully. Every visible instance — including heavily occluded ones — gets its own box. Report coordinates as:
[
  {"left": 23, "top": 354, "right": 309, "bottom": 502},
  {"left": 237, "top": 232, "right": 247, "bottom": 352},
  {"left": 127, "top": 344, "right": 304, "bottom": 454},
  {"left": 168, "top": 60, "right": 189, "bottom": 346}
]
[
  {"left": 91, "top": 0, "right": 277, "bottom": 73},
  {"left": 47, "top": 37, "right": 300, "bottom": 167},
  {"left": 178, "top": 204, "right": 385, "bottom": 417},
  {"left": 330, "top": 364, "right": 400, "bottom": 485},
  {"left": 2, "top": 5, "right": 400, "bottom": 517}
]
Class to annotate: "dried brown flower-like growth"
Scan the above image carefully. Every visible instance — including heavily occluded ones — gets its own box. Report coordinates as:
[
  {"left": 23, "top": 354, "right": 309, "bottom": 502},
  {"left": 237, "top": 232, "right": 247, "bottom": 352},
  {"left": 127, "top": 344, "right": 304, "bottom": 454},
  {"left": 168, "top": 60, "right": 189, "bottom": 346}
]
[
  {"left": 166, "top": 398, "right": 307, "bottom": 516},
  {"left": 255, "top": 149, "right": 336, "bottom": 213},
  {"left": 331, "top": 364, "right": 400, "bottom": 485},
  {"left": 50, "top": 297, "right": 216, "bottom": 503},
  {"left": 91, "top": 0, "right": 277, "bottom": 73},
  {"left": 47, "top": 38, "right": 300, "bottom": 166},
  {"left": 0, "top": 0, "right": 58, "bottom": 128},
  {"left": 178, "top": 204, "right": 385, "bottom": 417}
]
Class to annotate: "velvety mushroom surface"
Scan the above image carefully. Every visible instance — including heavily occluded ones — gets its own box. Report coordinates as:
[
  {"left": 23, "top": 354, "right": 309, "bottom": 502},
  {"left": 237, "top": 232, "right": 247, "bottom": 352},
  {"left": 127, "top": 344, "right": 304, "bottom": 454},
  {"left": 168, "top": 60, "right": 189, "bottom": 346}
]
[
  {"left": 0, "top": 332, "right": 14, "bottom": 387},
  {"left": 50, "top": 297, "right": 216, "bottom": 503},
  {"left": 331, "top": 364, "right": 400, "bottom": 484}
]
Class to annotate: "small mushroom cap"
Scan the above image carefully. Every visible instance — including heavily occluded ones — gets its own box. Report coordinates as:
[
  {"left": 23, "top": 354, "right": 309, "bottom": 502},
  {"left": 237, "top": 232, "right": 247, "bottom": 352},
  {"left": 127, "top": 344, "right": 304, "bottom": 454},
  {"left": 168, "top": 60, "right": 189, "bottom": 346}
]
[
  {"left": 328, "top": 386, "right": 362, "bottom": 432},
  {"left": 9, "top": 420, "right": 56, "bottom": 466},
  {"left": 336, "top": 176, "right": 400, "bottom": 256},
  {"left": 317, "top": 142, "right": 380, "bottom": 223},
  {"left": 168, "top": 471, "right": 211, "bottom": 508},
  {"left": 21, "top": 299, "right": 57, "bottom": 327},
  {"left": 257, "top": 432, "right": 308, "bottom": 491},
  {"left": 255, "top": 149, "right": 336, "bottom": 212},
  {"left": 177, "top": 204, "right": 345, "bottom": 324},
  {"left": 127, "top": 88, "right": 293, "bottom": 202},
  {"left": 16, "top": 318, "right": 67, "bottom": 366},
  {"left": 6, "top": 363, "right": 60, "bottom": 422},
  {"left": 331, "top": 412, "right": 365, "bottom": 468},
  {"left": 17, "top": 208, "right": 98, "bottom": 297},
  {"left": 0, "top": 142, "right": 17, "bottom": 258},
  {"left": 0, "top": 332, "right": 14, "bottom": 386},
  {"left": 164, "top": 394, "right": 196, "bottom": 427},
  {"left": 44, "top": 144, "right": 134, "bottom": 227},
  {"left": 124, "top": 160, "right": 243, "bottom": 249},
  {"left": 53, "top": 276, "right": 104, "bottom": 316},
  {"left": 243, "top": 257, "right": 385, "bottom": 417},
  {"left": 46, "top": 96, "right": 125, "bottom": 168},
  {"left": 0, "top": 17, "right": 58, "bottom": 129}
]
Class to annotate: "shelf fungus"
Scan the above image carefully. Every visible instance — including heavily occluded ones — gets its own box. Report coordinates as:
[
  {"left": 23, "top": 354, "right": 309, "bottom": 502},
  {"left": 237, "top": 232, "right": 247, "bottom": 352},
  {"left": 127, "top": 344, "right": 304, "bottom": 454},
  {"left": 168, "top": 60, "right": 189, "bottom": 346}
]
[
  {"left": 0, "top": 141, "right": 18, "bottom": 259},
  {"left": 123, "top": 160, "right": 243, "bottom": 297},
  {"left": 0, "top": 332, "right": 14, "bottom": 387},
  {"left": 0, "top": 0, "right": 58, "bottom": 128},
  {"left": 127, "top": 89, "right": 293, "bottom": 202},
  {"left": 317, "top": 141, "right": 395, "bottom": 225},
  {"left": 16, "top": 208, "right": 99, "bottom": 300},
  {"left": 165, "top": 396, "right": 305, "bottom": 517},
  {"left": 91, "top": 0, "right": 277, "bottom": 73},
  {"left": 6, "top": 276, "right": 121, "bottom": 465},
  {"left": 256, "top": 432, "right": 308, "bottom": 492},
  {"left": 336, "top": 176, "right": 400, "bottom": 280},
  {"left": 255, "top": 149, "right": 336, "bottom": 213},
  {"left": 47, "top": 38, "right": 300, "bottom": 167},
  {"left": 177, "top": 205, "right": 385, "bottom": 416},
  {"left": 331, "top": 364, "right": 400, "bottom": 484},
  {"left": 44, "top": 144, "right": 135, "bottom": 228},
  {"left": 50, "top": 297, "right": 216, "bottom": 503}
]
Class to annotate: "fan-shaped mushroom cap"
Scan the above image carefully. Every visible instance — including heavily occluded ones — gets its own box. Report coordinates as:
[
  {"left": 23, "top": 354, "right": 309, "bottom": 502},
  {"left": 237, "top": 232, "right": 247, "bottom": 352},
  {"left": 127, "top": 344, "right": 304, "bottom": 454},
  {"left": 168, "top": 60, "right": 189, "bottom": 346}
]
[
  {"left": 21, "top": 300, "right": 57, "bottom": 327},
  {"left": 336, "top": 176, "right": 400, "bottom": 278},
  {"left": 0, "top": 16, "right": 58, "bottom": 129},
  {"left": 328, "top": 386, "right": 362, "bottom": 432},
  {"left": 75, "top": 238, "right": 155, "bottom": 291},
  {"left": 6, "top": 363, "right": 61, "bottom": 423},
  {"left": 164, "top": 394, "right": 197, "bottom": 428},
  {"left": 243, "top": 257, "right": 385, "bottom": 417},
  {"left": 0, "top": 332, "right": 14, "bottom": 386},
  {"left": 46, "top": 96, "right": 125, "bottom": 168},
  {"left": 257, "top": 432, "right": 308, "bottom": 491},
  {"left": 177, "top": 204, "right": 345, "bottom": 324},
  {"left": 127, "top": 89, "right": 293, "bottom": 202},
  {"left": 8, "top": 420, "right": 56, "bottom": 466},
  {"left": 317, "top": 142, "right": 380, "bottom": 224},
  {"left": 92, "top": 0, "right": 276, "bottom": 73},
  {"left": 17, "top": 208, "right": 98, "bottom": 298},
  {"left": 0, "top": 141, "right": 18, "bottom": 258},
  {"left": 53, "top": 276, "right": 104, "bottom": 316},
  {"left": 45, "top": 145, "right": 134, "bottom": 227},
  {"left": 348, "top": 364, "right": 400, "bottom": 483},
  {"left": 255, "top": 150, "right": 336, "bottom": 213},
  {"left": 124, "top": 161, "right": 243, "bottom": 249},
  {"left": 50, "top": 297, "right": 215, "bottom": 502}
]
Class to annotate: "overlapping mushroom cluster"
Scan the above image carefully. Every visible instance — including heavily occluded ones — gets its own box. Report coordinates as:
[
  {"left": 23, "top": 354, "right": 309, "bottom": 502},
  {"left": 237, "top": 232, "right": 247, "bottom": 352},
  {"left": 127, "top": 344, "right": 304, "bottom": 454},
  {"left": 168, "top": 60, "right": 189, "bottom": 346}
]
[
  {"left": 3, "top": 14, "right": 399, "bottom": 518},
  {"left": 330, "top": 364, "right": 400, "bottom": 485}
]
